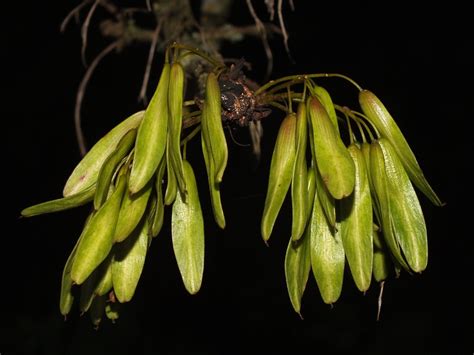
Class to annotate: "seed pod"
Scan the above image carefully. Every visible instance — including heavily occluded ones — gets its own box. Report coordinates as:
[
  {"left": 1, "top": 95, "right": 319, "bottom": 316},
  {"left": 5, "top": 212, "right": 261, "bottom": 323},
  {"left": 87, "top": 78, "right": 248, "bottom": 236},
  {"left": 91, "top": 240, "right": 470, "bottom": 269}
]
[
  {"left": 105, "top": 302, "right": 120, "bottom": 323},
  {"left": 378, "top": 138, "right": 428, "bottom": 272},
  {"left": 361, "top": 142, "right": 382, "bottom": 226},
  {"left": 373, "top": 226, "right": 391, "bottom": 282},
  {"left": 168, "top": 62, "right": 187, "bottom": 195},
  {"left": 361, "top": 142, "right": 372, "bottom": 178},
  {"left": 22, "top": 184, "right": 95, "bottom": 217},
  {"left": 171, "top": 160, "right": 205, "bottom": 294},
  {"left": 261, "top": 113, "right": 297, "bottom": 242},
  {"left": 59, "top": 237, "right": 81, "bottom": 316},
  {"left": 95, "top": 256, "right": 114, "bottom": 296},
  {"left": 285, "top": 230, "right": 311, "bottom": 316},
  {"left": 60, "top": 213, "right": 94, "bottom": 315},
  {"left": 284, "top": 167, "right": 315, "bottom": 315},
  {"left": 310, "top": 195, "right": 345, "bottom": 305},
  {"left": 359, "top": 90, "right": 442, "bottom": 206},
  {"left": 201, "top": 125, "right": 225, "bottom": 229},
  {"left": 340, "top": 144, "right": 373, "bottom": 292},
  {"left": 308, "top": 96, "right": 355, "bottom": 199},
  {"left": 112, "top": 220, "right": 150, "bottom": 303},
  {"left": 79, "top": 272, "right": 98, "bottom": 313},
  {"left": 71, "top": 170, "right": 127, "bottom": 285},
  {"left": 315, "top": 166, "right": 336, "bottom": 228},
  {"left": 369, "top": 141, "right": 409, "bottom": 270},
  {"left": 150, "top": 156, "right": 166, "bottom": 237},
  {"left": 201, "top": 72, "right": 228, "bottom": 183},
  {"left": 291, "top": 102, "right": 308, "bottom": 241},
  {"left": 313, "top": 85, "right": 339, "bottom": 133},
  {"left": 114, "top": 175, "right": 152, "bottom": 242},
  {"left": 63, "top": 111, "right": 144, "bottom": 197},
  {"left": 129, "top": 64, "right": 170, "bottom": 194},
  {"left": 306, "top": 164, "right": 317, "bottom": 216},
  {"left": 89, "top": 294, "right": 106, "bottom": 328},
  {"left": 164, "top": 141, "right": 178, "bottom": 205},
  {"left": 79, "top": 255, "right": 113, "bottom": 312},
  {"left": 94, "top": 129, "right": 137, "bottom": 210}
]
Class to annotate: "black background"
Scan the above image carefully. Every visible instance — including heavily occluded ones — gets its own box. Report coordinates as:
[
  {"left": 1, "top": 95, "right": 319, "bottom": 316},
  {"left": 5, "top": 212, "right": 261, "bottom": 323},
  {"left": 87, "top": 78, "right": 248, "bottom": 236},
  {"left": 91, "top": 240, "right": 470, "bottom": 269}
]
[{"left": 4, "top": 1, "right": 472, "bottom": 354}]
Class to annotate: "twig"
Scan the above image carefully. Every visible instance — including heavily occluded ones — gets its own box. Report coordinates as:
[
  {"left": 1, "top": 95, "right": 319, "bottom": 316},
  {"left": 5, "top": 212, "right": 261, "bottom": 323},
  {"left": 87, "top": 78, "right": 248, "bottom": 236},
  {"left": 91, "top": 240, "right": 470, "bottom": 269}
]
[
  {"left": 377, "top": 281, "right": 385, "bottom": 321},
  {"left": 277, "top": 0, "right": 291, "bottom": 56},
  {"left": 75, "top": 40, "right": 121, "bottom": 156},
  {"left": 138, "top": 22, "right": 162, "bottom": 104},
  {"left": 246, "top": 0, "right": 273, "bottom": 81},
  {"left": 226, "top": 127, "right": 250, "bottom": 147},
  {"left": 146, "top": 0, "right": 152, "bottom": 11},
  {"left": 99, "top": 0, "right": 119, "bottom": 16},
  {"left": 204, "top": 24, "right": 281, "bottom": 40},
  {"left": 288, "top": 0, "right": 295, "bottom": 11},
  {"left": 81, "top": 0, "right": 101, "bottom": 66},
  {"left": 60, "top": 0, "right": 92, "bottom": 33},
  {"left": 249, "top": 120, "right": 263, "bottom": 161},
  {"left": 264, "top": 0, "right": 275, "bottom": 20}
]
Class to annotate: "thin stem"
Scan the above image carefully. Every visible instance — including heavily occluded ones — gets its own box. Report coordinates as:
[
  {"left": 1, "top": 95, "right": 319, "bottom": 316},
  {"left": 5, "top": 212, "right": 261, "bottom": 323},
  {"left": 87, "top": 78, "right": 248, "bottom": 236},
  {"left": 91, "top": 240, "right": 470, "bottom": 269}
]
[
  {"left": 377, "top": 281, "right": 385, "bottom": 321},
  {"left": 305, "top": 78, "right": 318, "bottom": 97},
  {"left": 180, "top": 124, "right": 201, "bottom": 158},
  {"left": 168, "top": 43, "right": 223, "bottom": 68},
  {"left": 256, "top": 73, "right": 363, "bottom": 95},
  {"left": 81, "top": 0, "right": 101, "bottom": 66},
  {"left": 277, "top": 0, "right": 290, "bottom": 55},
  {"left": 60, "top": 0, "right": 92, "bottom": 33},
  {"left": 287, "top": 86, "right": 293, "bottom": 113},
  {"left": 341, "top": 106, "right": 366, "bottom": 142},
  {"left": 350, "top": 110, "right": 380, "bottom": 139},
  {"left": 75, "top": 40, "right": 121, "bottom": 156},
  {"left": 259, "top": 91, "right": 303, "bottom": 106},
  {"left": 246, "top": 0, "right": 273, "bottom": 80},
  {"left": 267, "top": 101, "right": 288, "bottom": 113},
  {"left": 343, "top": 111, "right": 355, "bottom": 145},
  {"left": 138, "top": 22, "right": 162, "bottom": 104},
  {"left": 267, "top": 78, "right": 305, "bottom": 95},
  {"left": 256, "top": 74, "right": 306, "bottom": 95},
  {"left": 184, "top": 100, "right": 197, "bottom": 107},
  {"left": 353, "top": 114, "right": 367, "bottom": 143},
  {"left": 182, "top": 115, "right": 201, "bottom": 129},
  {"left": 335, "top": 105, "right": 375, "bottom": 142}
]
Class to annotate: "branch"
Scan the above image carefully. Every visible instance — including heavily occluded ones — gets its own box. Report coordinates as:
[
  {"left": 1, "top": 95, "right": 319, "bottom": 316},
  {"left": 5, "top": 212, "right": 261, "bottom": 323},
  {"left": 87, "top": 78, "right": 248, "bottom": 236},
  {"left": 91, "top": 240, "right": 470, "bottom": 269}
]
[
  {"left": 138, "top": 23, "right": 162, "bottom": 104},
  {"left": 277, "top": 0, "right": 290, "bottom": 55},
  {"left": 246, "top": 0, "right": 274, "bottom": 81},
  {"left": 75, "top": 40, "right": 121, "bottom": 156},
  {"left": 81, "top": 0, "right": 101, "bottom": 66}
]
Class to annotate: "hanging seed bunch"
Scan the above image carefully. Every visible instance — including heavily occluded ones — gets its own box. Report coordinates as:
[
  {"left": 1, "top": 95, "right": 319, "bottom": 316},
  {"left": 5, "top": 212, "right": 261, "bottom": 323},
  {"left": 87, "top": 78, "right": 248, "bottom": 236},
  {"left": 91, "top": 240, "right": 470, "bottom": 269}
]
[
  {"left": 258, "top": 76, "right": 442, "bottom": 316},
  {"left": 21, "top": 44, "right": 442, "bottom": 325}
]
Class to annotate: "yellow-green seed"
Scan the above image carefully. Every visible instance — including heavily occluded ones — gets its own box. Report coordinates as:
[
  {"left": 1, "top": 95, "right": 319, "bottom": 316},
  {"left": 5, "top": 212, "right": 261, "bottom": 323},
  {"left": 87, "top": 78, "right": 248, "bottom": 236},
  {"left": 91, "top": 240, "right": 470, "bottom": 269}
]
[
  {"left": 261, "top": 113, "right": 297, "bottom": 242},
  {"left": 201, "top": 124, "right": 225, "bottom": 229},
  {"left": 112, "top": 220, "right": 150, "bottom": 303},
  {"left": 171, "top": 160, "right": 205, "bottom": 294},
  {"left": 340, "top": 144, "right": 373, "bottom": 292},
  {"left": 308, "top": 96, "right": 355, "bottom": 199},
  {"left": 63, "top": 111, "right": 143, "bottom": 197},
  {"left": 310, "top": 195, "right": 345, "bottom": 305},
  {"left": 168, "top": 62, "right": 187, "bottom": 196},
  {"left": 129, "top": 64, "right": 170, "bottom": 194},
  {"left": 201, "top": 72, "right": 228, "bottom": 183},
  {"left": 22, "top": 184, "right": 95, "bottom": 217},
  {"left": 291, "top": 102, "right": 309, "bottom": 241},
  {"left": 71, "top": 170, "right": 127, "bottom": 285},
  {"left": 359, "top": 90, "right": 442, "bottom": 206}
]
